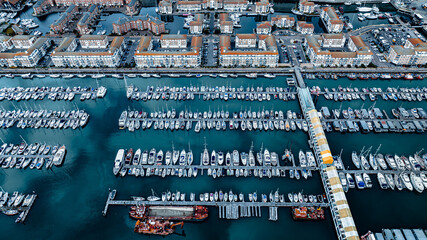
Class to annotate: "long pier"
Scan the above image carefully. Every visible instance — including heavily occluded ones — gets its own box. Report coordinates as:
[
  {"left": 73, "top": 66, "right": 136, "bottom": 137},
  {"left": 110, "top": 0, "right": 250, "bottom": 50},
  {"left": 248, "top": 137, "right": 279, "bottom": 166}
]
[
  {"left": 296, "top": 69, "right": 359, "bottom": 240},
  {"left": 102, "top": 190, "right": 329, "bottom": 220}
]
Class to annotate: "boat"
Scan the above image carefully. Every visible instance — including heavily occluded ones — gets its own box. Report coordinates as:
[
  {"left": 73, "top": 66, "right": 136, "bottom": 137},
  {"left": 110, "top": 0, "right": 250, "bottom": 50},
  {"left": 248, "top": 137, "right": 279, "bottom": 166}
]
[
  {"left": 264, "top": 74, "right": 276, "bottom": 78},
  {"left": 52, "top": 145, "right": 66, "bottom": 166},
  {"left": 202, "top": 146, "right": 209, "bottom": 165},
  {"left": 292, "top": 207, "right": 325, "bottom": 220},
  {"left": 245, "top": 73, "right": 257, "bottom": 79},
  {"left": 363, "top": 173, "right": 372, "bottom": 188},
  {"left": 401, "top": 173, "right": 413, "bottom": 191},
  {"left": 351, "top": 151, "right": 361, "bottom": 169},
  {"left": 134, "top": 219, "right": 183, "bottom": 236},
  {"left": 357, "top": 7, "right": 372, "bottom": 12},
  {"left": 377, "top": 173, "right": 388, "bottom": 189},
  {"left": 355, "top": 173, "right": 365, "bottom": 189},
  {"left": 410, "top": 173, "right": 424, "bottom": 193}
]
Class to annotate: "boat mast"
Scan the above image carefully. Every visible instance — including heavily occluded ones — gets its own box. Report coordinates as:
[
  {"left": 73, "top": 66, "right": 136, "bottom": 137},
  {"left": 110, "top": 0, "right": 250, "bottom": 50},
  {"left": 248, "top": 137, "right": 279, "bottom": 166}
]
[{"left": 373, "top": 144, "right": 382, "bottom": 156}]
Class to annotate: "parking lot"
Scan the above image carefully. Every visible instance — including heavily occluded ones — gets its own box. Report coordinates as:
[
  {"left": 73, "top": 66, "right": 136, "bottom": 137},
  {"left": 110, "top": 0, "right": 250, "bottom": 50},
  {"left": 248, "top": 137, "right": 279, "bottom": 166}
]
[
  {"left": 362, "top": 26, "right": 427, "bottom": 66},
  {"left": 202, "top": 36, "right": 219, "bottom": 67}
]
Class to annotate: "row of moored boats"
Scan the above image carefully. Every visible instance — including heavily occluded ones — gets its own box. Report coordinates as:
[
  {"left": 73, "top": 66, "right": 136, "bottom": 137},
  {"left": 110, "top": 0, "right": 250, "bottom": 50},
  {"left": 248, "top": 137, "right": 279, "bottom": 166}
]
[
  {"left": 118, "top": 109, "right": 308, "bottom": 132},
  {"left": 0, "top": 86, "right": 107, "bottom": 101},
  {"left": 0, "top": 143, "right": 66, "bottom": 169},
  {"left": 126, "top": 85, "right": 296, "bottom": 102},
  {"left": 0, "top": 109, "right": 89, "bottom": 129}
]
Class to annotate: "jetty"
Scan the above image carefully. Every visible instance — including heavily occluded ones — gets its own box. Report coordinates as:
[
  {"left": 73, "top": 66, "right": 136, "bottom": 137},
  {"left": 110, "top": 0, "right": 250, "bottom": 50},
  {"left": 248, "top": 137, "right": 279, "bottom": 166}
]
[{"left": 102, "top": 189, "right": 329, "bottom": 221}]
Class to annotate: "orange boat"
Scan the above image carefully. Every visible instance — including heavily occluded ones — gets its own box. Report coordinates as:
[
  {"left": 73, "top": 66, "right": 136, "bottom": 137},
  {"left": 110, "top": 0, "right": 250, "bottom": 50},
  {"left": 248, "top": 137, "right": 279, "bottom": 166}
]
[
  {"left": 292, "top": 207, "right": 325, "bottom": 221},
  {"left": 130, "top": 205, "right": 208, "bottom": 222},
  {"left": 134, "top": 219, "right": 184, "bottom": 236}
]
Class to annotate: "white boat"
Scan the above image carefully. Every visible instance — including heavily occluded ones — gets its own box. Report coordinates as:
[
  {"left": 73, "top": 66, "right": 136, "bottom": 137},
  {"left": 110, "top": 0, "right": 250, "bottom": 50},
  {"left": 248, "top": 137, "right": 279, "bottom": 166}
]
[
  {"left": 246, "top": 73, "right": 257, "bottom": 79},
  {"left": 355, "top": 173, "right": 365, "bottom": 189},
  {"left": 52, "top": 145, "right": 66, "bottom": 166},
  {"left": 410, "top": 173, "right": 424, "bottom": 193},
  {"left": 264, "top": 74, "right": 275, "bottom": 78},
  {"left": 357, "top": 7, "right": 372, "bottom": 12},
  {"left": 92, "top": 74, "right": 105, "bottom": 79},
  {"left": 401, "top": 173, "right": 413, "bottom": 191},
  {"left": 377, "top": 173, "right": 388, "bottom": 189}
]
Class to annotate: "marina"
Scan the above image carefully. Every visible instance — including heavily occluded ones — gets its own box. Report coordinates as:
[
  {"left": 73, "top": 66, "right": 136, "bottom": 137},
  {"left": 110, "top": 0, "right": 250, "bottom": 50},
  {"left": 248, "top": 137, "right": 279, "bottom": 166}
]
[
  {"left": 0, "top": 188, "right": 37, "bottom": 224},
  {"left": 0, "top": 73, "right": 425, "bottom": 239},
  {"left": 0, "top": 109, "right": 90, "bottom": 129},
  {"left": 0, "top": 86, "right": 107, "bottom": 101},
  {"left": 102, "top": 189, "right": 329, "bottom": 221},
  {"left": 127, "top": 85, "right": 297, "bottom": 102},
  {"left": 0, "top": 142, "right": 66, "bottom": 169},
  {"left": 113, "top": 146, "right": 322, "bottom": 179}
]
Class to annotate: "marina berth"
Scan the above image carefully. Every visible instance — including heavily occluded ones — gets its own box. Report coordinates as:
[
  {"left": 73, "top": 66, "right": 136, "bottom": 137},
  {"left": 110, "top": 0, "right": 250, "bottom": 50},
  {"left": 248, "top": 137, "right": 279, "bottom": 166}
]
[
  {"left": 0, "top": 86, "right": 107, "bottom": 101},
  {"left": 0, "top": 142, "right": 67, "bottom": 170},
  {"left": 117, "top": 109, "right": 310, "bottom": 132},
  {"left": 0, "top": 109, "right": 90, "bottom": 129},
  {"left": 112, "top": 147, "right": 321, "bottom": 179},
  {"left": 103, "top": 189, "right": 328, "bottom": 225},
  {"left": 0, "top": 189, "right": 37, "bottom": 223},
  {"left": 126, "top": 85, "right": 296, "bottom": 102}
]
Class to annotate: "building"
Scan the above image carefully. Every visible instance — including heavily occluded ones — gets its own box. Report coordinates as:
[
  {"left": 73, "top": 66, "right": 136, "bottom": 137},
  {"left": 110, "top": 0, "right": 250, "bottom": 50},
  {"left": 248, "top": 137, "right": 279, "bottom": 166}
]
[
  {"left": 235, "top": 34, "right": 256, "bottom": 48},
  {"left": 0, "top": 37, "right": 51, "bottom": 67},
  {"left": 0, "top": 36, "right": 12, "bottom": 52},
  {"left": 134, "top": 35, "right": 202, "bottom": 68},
  {"left": 80, "top": 35, "right": 109, "bottom": 48},
  {"left": 189, "top": 14, "right": 204, "bottom": 34},
  {"left": 304, "top": 34, "right": 373, "bottom": 67},
  {"left": 112, "top": 15, "right": 166, "bottom": 35},
  {"left": 298, "top": 0, "right": 315, "bottom": 14},
  {"left": 320, "top": 7, "right": 343, "bottom": 33},
  {"left": 296, "top": 21, "right": 314, "bottom": 34},
  {"left": 51, "top": 36, "right": 125, "bottom": 67},
  {"left": 271, "top": 15, "right": 295, "bottom": 28},
  {"left": 321, "top": 33, "right": 345, "bottom": 48},
  {"left": 54, "top": 0, "right": 124, "bottom": 6},
  {"left": 50, "top": 4, "right": 78, "bottom": 34},
  {"left": 10, "top": 35, "right": 36, "bottom": 49},
  {"left": 176, "top": 0, "right": 202, "bottom": 12},
  {"left": 126, "top": 0, "right": 140, "bottom": 15},
  {"left": 223, "top": 0, "right": 247, "bottom": 12},
  {"left": 77, "top": 5, "right": 100, "bottom": 35},
  {"left": 219, "top": 13, "right": 233, "bottom": 34},
  {"left": 387, "top": 38, "right": 427, "bottom": 65},
  {"left": 255, "top": 0, "right": 270, "bottom": 14},
  {"left": 158, "top": 0, "right": 173, "bottom": 14},
  {"left": 160, "top": 34, "right": 187, "bottom": 48},
  {"left": 219, "top": 34, "right": 279, "bottom": 67},
  {"left": 256, "top": 21, "right": 271, "bottom": 35},
  {"left": 33, "top": 0, "right": 55, "bottom": 16},
  {"left": 207, "top": 0, "right": 222, "bottom": 9}
]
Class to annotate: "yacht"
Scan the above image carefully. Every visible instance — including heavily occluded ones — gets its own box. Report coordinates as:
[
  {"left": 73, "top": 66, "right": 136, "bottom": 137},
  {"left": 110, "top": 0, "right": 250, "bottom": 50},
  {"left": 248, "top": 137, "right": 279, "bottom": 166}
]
[
  {"left": 264, "top": 74, "right": 276, "bottom": 78},
  {"left": 351, "top": 151, "right": 361, "bottom": 169},
  {"left": 401, "top": 173, "right": 413, "bottom": 191},
  {"left": 202, "top": 147, "right": 209, "bottom": 165},
  {"left": 355, "top": 173, "right": 365, "bottom": 189},
  {"left": 357, "top": 6, "right": 372, "bottom": 12},
  {"left": 347, "top": 173, "right": 355, "bottom": 188},
  {"left": 410, "top": 173, "right": 424, "bottom": 193},
  {"left": 377, "top": 173, "right": 388, "bottom": 189},
  {"left": 52, "top": 145, "right": 66, "bottom": 166},
  {"left": 363, "top": 173, "right": 372, "bottom": 188},
  {"left": 113, "top": 149, "right": 124, "bottom": 175}
]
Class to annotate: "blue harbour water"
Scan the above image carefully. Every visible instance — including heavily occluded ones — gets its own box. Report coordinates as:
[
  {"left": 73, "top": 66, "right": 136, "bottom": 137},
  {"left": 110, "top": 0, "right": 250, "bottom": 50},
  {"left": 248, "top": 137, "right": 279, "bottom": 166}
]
[{"left": 0, "top": 75, "right": 426, "bottom": 239}]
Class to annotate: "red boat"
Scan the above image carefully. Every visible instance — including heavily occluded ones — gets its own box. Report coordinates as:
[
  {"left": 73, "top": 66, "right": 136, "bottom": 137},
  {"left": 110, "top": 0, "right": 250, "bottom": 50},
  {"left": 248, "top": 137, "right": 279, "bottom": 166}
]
[
  {"left": 134, "top": 219, "right": 183, "bottom": 236},
  {"left": 292, "top": 207, "right": 325, "bottom": 220},
  {"left": 124, "top": 148, "right": 133, "bottom": 165}
]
